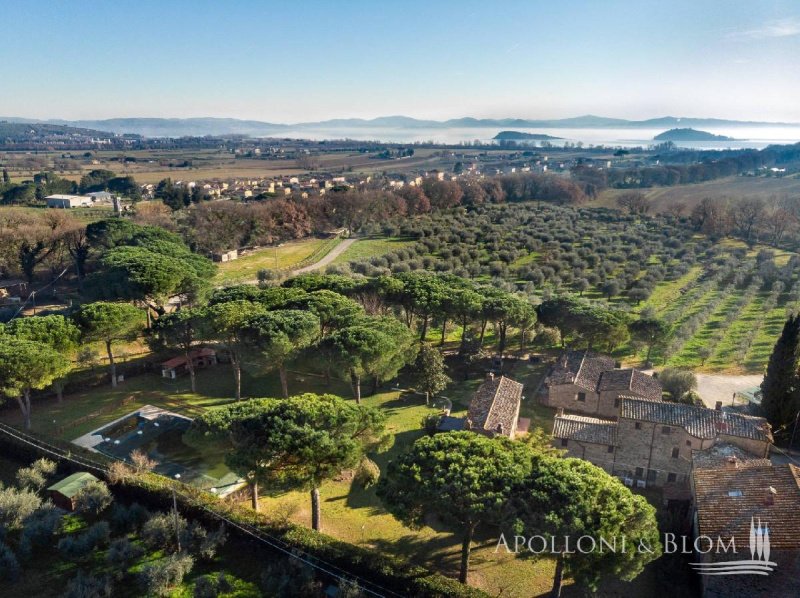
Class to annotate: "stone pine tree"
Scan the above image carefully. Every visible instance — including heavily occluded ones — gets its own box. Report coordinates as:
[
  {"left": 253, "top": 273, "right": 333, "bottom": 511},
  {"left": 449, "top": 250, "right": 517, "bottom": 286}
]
[
  {"left": 510, "top": 457, "right": 662, "bottom": 598},
  {"left": 0, "top": 338, "right": 71, "bottom": 429},
  {"left": 761, "top": 314, "right": 800, "bottom": 434},
  {"left": 188, "top": 394, "right": 384, "bottom": 526},
  {"left": 3, "top": 314, "right": 80, "bottom": 401},
  {"left": 377, "top": 432, "right": 532, "bottom": 584},
  {"left": 412, "top": 343, "right": 451, "bottom": 405},
  {"left": 74, "top": 302, "right": 146, "bottom": 388}
]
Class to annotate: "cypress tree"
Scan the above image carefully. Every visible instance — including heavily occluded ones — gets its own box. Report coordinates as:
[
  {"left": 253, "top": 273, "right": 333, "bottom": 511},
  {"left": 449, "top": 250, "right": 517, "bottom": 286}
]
[{"left": 761, "top": 314, "right": 800, "bottom": 432}]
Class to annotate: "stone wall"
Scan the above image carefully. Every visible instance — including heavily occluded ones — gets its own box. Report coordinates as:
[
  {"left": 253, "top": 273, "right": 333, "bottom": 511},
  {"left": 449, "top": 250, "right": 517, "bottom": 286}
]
[{"left": 543, "top": 383, "right": 600, "bottom": 414}]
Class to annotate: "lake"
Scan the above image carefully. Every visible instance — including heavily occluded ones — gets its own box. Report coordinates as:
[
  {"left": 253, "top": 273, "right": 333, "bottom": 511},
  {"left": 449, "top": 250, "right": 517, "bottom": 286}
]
[{"left": 271, "top": 125, "right": 800, "bottom": 150}]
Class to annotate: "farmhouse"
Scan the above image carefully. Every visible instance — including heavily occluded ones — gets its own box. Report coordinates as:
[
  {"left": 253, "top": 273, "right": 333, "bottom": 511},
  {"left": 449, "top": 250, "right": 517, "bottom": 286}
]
[
  {"left": 161, "top": 348, "right": 218, "bottom": 379},
  {"left": 552, "top": 399, "right": 772, "bottom": 489},
  {"left": 692, "top": 464, "right": 800, "bottom": 597},
  {"left": 47, "top": 471, "right": 100, "bottom": 511},
  {"left": 466, "top": 374, "right": 525, "bottom": 438},
  {"left": 543, "top": 350, "right": 662, "bottom": 417},
  {"left": 45, "top": 194, "right": 92, "bottom": 208}
]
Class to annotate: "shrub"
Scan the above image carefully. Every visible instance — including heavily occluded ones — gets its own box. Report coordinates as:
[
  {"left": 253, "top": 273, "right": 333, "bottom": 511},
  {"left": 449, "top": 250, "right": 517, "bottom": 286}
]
[
  {"left": 74, "top": 480, "right": 113, "bottom": 517},
  {"left": 138, "top": 553, "right": 194, "bottom": 597},
  {"left": 0, "top": 486, "right": 41, "bottom": 530},
  {"left": 109, "top": 502, "right": 150, "bottom": 534},
  {"left": 421, "top": 413, "right": 442, "bottom": 436},
  {"left": 15, "top": 459, "right": 56, "bottom": 491},
  {"left": 660, "top": 368, "right": 698, "bottom": 401},
  {"left": 142, "top": 511, "right": 187, "bottom": 552},
  {"left": 0, "top": 541, "right": 20, "bottom": 581},
  {"left": 353, "top": 458, "right": 380, "bottom": 490},
  {"left": 58, "top": 521, "right": 110, "bottom": 561},
  {"left": 193, "top": 573, "right": 233, "bottom": 598},
  {"left": 64, "top": 571, "right": 114, "bottom": 598},
  {"left": 106, "top": 537, "right": 144, "bottom": 570},
  {"left": 19, "top": 504, "right": 62, "bottom": 555}
]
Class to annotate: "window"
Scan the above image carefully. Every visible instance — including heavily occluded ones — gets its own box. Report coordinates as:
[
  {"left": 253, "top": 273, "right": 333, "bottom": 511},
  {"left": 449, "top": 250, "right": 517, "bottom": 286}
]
[
  {"left": 667, "top": 473, "right": 677, "bottom": 483},
  {"left": 635, "top": 422, "right": 642, "bottom": 430},
  {"left": 607, "top": 445, "right": 614, "bottom": 453},
  {"left": 561, "top": 438, "right": 568, "bottom": 447},
  {"left": 662, "top": 426, "right": 671, "bottom": 435},
  {"left": 671, "top": 447, "right": 679, "bottom": 459},
  {"left": 686, "top": 440, "right": 692, "bottom": 447},
  {"left": 635, "top": 467, "right": 644, "bottom": 478},
  {"left": 614, "top": 397, "right": 621, "bottom": 407},
  {"left": 647, "top": 469, "right": 657, "bottom": 482},
  {"left": 577, "top": 392, "right": 586, "bottom": 402}
]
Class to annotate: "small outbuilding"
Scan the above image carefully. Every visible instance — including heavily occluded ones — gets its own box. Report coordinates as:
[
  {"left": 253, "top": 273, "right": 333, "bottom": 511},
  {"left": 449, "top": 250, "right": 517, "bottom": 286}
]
[
  {"left": 161, "top": 348, "right": 218, "bottom": 379},
  {"left": 212, "top": 249, "right": 238, "bottom": 262},
  {"left": 47, "top": 471, "right": 100, "bottom": 511}
]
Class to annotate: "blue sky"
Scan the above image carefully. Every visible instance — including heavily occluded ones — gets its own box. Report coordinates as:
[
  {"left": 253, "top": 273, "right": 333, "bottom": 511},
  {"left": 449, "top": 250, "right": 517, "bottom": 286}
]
[{"left": 1, "top": 0, "right": 799, "bottom": 122}]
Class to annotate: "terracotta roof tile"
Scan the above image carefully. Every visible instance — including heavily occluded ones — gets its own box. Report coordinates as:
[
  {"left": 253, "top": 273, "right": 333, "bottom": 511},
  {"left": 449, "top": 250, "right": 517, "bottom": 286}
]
[
  {"left": 467, "top": 376, "right": 523, "bottom": 437},
  {"left": 552, "top": 414, "right": 617, "bottom": 445},
  {"left": 621, "top": 398, "right": 772, "bottom": 442},
  {"left": 693, "top": 464, "right": 800, "bottom": 549}
]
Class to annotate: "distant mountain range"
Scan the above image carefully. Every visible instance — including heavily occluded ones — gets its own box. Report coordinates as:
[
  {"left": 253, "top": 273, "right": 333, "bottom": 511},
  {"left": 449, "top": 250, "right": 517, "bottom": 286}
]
[{"left": 2, "top": 114, "right": 798, "bottom": 138}]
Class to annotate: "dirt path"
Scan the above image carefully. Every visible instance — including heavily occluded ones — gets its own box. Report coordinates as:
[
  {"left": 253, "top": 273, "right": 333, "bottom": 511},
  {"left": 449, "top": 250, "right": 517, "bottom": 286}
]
[
  {"left": 292, "top": 238, "right": 356, "bottom": 274},
  {"left": 695, "top": 373, "right": 763, "bottom": 408}
]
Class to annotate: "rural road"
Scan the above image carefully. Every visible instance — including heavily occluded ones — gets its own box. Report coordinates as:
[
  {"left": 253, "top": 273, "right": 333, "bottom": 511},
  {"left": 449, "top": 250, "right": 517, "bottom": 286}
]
[
  {"left": 695, "top": 373, "right": 763, "bottom": 409},
  {"left": 292, "top": 238, "right": 356, "bottom": 274}
]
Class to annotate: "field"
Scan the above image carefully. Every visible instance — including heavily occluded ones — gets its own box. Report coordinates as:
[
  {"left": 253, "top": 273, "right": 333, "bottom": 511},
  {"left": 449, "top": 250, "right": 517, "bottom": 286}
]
[
  {"left": 595, "top": 174, "right": 800, "bottom": 213},
  {"left": 330, "top": 236, "right": 414, "bottom": 265},
  {"left": 2, "top": 146, "right": 508, "bottom": 184},
  {"left": 212, "top": 237, "right": 340, "bottom": 286}
]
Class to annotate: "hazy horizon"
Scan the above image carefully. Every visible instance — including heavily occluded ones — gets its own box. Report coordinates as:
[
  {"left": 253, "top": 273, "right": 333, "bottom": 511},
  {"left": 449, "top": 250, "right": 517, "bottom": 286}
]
[{"left": 2, "top": 0, "right": 799, "bottom": 123}]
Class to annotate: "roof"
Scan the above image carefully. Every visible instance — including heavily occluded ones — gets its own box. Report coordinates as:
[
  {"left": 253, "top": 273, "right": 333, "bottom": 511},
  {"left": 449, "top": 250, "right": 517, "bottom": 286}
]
[
  {"left": 552, "top": 414, "right": 617, "bottom": 445},
  {"left": 692, "top": 443, "right": 773, "bottom": 471},
  {"left": 467, "top": 375, "right": 523, "bottom": 436},
  {"left": 47, "top": 472, "right": 100, "bottom": 498},
  {"left": 693, "top": 464, "right": 800, "bottom": 549},
  {"left": 598, "top": 369, "right": 662, "bottom": 400},
  {"left": 161, "top": 348, "right": 216, "bottom": 369},
  {"left": 438, "top": 416, "right": 466, "bottom": 432},
  {"left": 620, "top": 398, "right": 772, "bottom": 443},
  {"left": 45, "top": 194, "right": 85, "bottom": 200},
  {"left": 548, "top": 350, "right": 616, "bottom": 392}
]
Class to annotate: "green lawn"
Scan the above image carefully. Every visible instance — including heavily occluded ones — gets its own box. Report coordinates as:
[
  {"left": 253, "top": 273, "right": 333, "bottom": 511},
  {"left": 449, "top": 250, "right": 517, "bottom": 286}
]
[
  {"left": 331, "top": 236, "right": 413, "bottom": 265},
  {"left": 0, "top": 356, "right": 568, "bottom": 596},
  {"left": 212, "top": 237, "right": 337, "bottom": 286}
]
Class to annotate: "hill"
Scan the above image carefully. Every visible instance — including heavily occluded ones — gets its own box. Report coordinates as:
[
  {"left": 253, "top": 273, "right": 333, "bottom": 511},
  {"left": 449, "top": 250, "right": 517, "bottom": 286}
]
[
  {"left": 0, "top": 120, "right": 118, "bottom": 141},
  {"left": 3, "top": 115, "right": 796, "bottom": 138},
  {"left": 493, "top": 130, "right": 563, "bottom": 141},
  {"left": 653, "top": 128, "right": 735, "bottom": 142}
]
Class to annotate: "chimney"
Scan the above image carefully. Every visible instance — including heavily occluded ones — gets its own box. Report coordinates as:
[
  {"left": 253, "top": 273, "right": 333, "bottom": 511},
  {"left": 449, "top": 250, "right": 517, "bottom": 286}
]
[
  {"left": 557, "top": 408, "right": 565, "bottom": 417},
  {"left": 486, "top": 372, "right": 495, "bottom": 382},
  {"left": 715, "top": 401, "right": 723, "bottom": 411},
  {"left": 764, "top": 486, "right": 777, "bottom": 506},
  {"left": 726, "top": 456, "right": 738, "bottom": 469}
]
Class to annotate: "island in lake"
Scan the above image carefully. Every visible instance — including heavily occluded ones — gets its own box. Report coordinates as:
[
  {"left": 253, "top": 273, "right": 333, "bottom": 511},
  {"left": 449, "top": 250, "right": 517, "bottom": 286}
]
[
  {"left": 493, "top": 130, "right": 563, "bottom": 141},
  {"left": 653, "top": 128, "right": 735, "bottom": 142}
]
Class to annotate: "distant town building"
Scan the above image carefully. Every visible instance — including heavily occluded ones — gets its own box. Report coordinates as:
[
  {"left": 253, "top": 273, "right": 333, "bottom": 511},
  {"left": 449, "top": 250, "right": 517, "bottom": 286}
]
[{"left": 46, "top": 194, "right": 92, "bottom": 208}]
